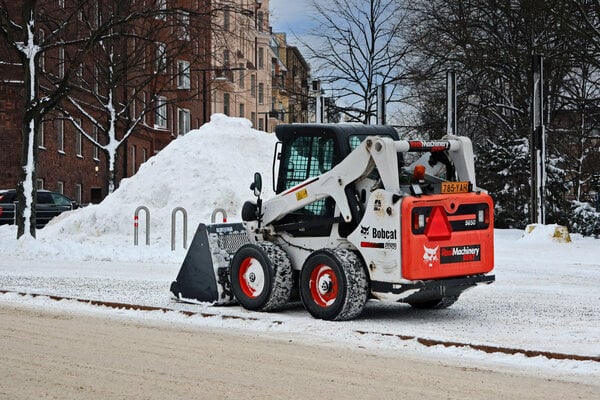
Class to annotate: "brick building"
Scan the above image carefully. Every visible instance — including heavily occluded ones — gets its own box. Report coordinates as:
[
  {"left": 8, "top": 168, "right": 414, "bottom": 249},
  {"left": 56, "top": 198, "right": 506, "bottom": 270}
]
[{"left": 0, "top": 0, "right": 311, "bottom": 204}]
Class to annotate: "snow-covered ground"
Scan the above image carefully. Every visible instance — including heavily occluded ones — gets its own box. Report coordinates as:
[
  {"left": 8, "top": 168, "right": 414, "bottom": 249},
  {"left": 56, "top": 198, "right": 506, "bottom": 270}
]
[{"left": 1, "top": 115, "right": 598, "bottom": 383}]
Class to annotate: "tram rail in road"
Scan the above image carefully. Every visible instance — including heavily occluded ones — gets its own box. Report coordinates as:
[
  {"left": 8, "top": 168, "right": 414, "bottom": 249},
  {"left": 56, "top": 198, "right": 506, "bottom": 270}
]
[{"left": 1, "top": 289, "right": 598, "bottom": 364}]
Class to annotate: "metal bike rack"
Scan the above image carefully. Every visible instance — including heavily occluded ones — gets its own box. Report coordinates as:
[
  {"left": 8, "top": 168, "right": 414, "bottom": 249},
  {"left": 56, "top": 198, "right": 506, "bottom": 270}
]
[
  {"left": 211, "top": 208, "right": 227, "bottom": 223},
  {"left": 171, "top": 207, "right": 188, "bottom": 251},
  {"left": 134, "top": 206, "right": 150, "bottom": 246}
]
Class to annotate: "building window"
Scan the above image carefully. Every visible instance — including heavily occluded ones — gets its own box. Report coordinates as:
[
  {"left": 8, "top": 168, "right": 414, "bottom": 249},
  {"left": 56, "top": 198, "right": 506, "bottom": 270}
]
[
  {"left": 38, "top": 121, "right": 45, "bottom": 148},
  {"left": 178, "top": 108, "right": 191, "bottom": 135},
  {"left": 155, "top": 42, "right": 167, "bottom": 73},
  {"left": 250, "top": 75, "right": 256, "bottom": 97},
  {"left": 258, "top": 82, "right": 264, "bottom": 104},
  {"left": 177, "top": 60, "right": 190, "bottom": 89},
  {"left": 238, "top": 64, "right": 245, "bottom": 88},
  {"left": 258, "top": 47, "right": 264, "bottom": 69},
  {"left": 58, "top": 47, "right": 64, "bottom": 79},
  {"left": 258, "top": 117, "right": 264, "bottom": 131},
  {"left": 223, "top": 8, "right": 230, "bottom": 31},
  {"left": 57, "top": 113, "right": 64, "bottom": 153},
  {"left": 75, "top": 119, "right": 82, "bottom": 157},
  {"left": 93, "top": 65, "right": 99, "bottom": 93},
  {"left": 155, "top": 96, "right": 167, "bottom": 128},
  {"left": 76, "top": 132, "right": 82, "bottom": 157},
  {"left": 177, "top": 11, "right": 190, "bottom": 40},
  {"left": 36, "top": 178, "right": 44, "bottom": 190},
  {"left": 93, "top": 125, "right": 99, "bottom": 160},
  {"left": 75, "top": 184, "right": 82, "bottom": 204},
  {"left": 75, "top": 63, "right": 83, "bottom": 85},
  {"left": 142, "top": 148, "right": 147, "bottom": 163},
  {"left": 38, "top": 30, "right": 45, "bottom": 71},
  {"left": 257, "top": 11, "right": 264, "bottom": 32},
  {"left": 239, "top": 103, "right": 245, "bottom": 118},
  {"left": 156, "top": 0, "right": 166, "bottom": 20},
  {"left": 223, "top": 50, "right": 229, "bottom": 67},
  {"left": 223, "top": 93, "right": 230, "bottom": 116},
  {"left": 251, "top": 112, "right": 256, "bottom": 127},
  {"left": 57, "top": 181, "right": 64, "bottom": 195},
  {"left": 131, "top": 145, "right": 136, "bottom": 175},
  {"left": 142, "top": 92, "right": 147, "bottom": 124}
]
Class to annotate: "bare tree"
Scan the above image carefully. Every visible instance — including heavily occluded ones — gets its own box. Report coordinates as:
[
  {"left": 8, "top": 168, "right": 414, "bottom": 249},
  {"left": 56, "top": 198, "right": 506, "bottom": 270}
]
[
  {"left": 301, "top": 0, "right": 411, "bottom": 123},
  {"left": 555, "top": 62, "right": 600, "bottom": 202},
  {"left": 406, "top": 0, "right": 579, "bottom": 227},
  {"left": 60, "top": 3, "right": 213, "bottom": 193},
  {"left": 0, "top": 0, "right": 131, "bottom": 237}
]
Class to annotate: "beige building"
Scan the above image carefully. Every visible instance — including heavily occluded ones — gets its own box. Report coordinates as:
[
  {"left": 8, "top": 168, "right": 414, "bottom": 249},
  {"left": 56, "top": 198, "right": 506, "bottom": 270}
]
[
  {"left": 210, "top": 0, "right": 275, "bottom": 131},
  {"left": 209, "top": 1, "right": 312, "bottom": 132},
  {"left": 272, "top": 33, "right": 310, "bottom": 124}
]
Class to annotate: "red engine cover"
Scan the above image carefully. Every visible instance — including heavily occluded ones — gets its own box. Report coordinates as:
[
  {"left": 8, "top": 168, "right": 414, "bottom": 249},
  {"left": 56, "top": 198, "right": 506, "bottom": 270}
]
[{"left": 401, "top": 192, "right": 494, "bottom": 280}]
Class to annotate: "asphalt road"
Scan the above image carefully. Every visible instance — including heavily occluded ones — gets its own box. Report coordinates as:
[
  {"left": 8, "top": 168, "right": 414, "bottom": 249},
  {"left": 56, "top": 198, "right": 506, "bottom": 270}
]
[{"left": 0, "top": 304, "right": 597, "bottom": 400}]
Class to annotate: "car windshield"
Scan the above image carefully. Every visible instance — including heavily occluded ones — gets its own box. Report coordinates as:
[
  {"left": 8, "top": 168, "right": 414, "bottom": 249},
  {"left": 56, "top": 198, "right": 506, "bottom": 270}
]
[{"left": 51, "top": 193, "right": 73, "bottom": 206}]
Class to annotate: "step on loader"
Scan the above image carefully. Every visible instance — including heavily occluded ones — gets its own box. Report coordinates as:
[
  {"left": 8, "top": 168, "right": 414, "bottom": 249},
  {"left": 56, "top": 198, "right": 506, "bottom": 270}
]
[{"left": 170, "top": 124, "right": 495, "bottom": 320}]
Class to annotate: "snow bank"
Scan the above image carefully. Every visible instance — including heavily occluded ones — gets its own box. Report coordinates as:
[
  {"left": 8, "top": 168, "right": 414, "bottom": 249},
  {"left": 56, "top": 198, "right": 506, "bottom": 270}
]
[
  {"left": 520, "top": 223, "right": 572, "bottom": 243},
  {"left": 0, "top": 114, "right": 277, "bottom": 262}
]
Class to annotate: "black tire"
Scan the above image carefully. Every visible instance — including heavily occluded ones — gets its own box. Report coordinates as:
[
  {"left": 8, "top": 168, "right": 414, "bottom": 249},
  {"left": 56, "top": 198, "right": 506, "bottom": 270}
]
[
  {"left": 299, "top": 248, "right": 368, "bottom": 321},
  {"left": 408, "top": 295, "right": 459, "bottom": 309},
  {"left": 230, "top": 242, "right": 292, "bottom": 311}
]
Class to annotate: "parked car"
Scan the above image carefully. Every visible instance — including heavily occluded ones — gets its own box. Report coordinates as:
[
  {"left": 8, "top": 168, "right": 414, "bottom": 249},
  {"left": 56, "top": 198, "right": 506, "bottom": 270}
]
[{"left": 0, "top": 189, "right": 79, "bottom": 229}]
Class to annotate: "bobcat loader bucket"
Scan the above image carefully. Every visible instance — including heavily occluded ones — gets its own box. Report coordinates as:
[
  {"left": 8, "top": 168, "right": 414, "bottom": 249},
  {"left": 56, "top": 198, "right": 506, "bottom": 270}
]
[{"left": 170, "top": 222, "right": 249, "bottom": 304}]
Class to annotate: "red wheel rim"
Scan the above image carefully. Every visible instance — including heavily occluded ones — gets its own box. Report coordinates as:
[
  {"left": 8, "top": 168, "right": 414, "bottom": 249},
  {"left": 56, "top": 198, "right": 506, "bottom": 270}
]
[
  {"left": 309, "top": 264, "right": 338, "bottom": 307},
  {"left": 238, "top": 257, "right": 265, "bottom": 298}
]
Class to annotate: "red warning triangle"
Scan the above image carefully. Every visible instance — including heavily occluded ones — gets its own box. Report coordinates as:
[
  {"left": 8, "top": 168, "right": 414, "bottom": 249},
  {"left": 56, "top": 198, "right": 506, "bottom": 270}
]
[{"left": 424, "top": 206, "right": 452, "bottom": 241}]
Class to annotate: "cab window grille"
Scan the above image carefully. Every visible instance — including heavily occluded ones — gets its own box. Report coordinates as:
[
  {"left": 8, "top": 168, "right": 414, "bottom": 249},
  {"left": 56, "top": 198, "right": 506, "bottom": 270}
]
[{"left": 282, "top": 136, "right": 335, "bottom": 216}]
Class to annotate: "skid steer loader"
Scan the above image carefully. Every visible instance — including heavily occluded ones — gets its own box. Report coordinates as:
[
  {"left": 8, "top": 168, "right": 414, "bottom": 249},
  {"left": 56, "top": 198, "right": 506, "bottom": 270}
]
[{"left": 170, "top": 124, "right": 494, "bottom": 320}]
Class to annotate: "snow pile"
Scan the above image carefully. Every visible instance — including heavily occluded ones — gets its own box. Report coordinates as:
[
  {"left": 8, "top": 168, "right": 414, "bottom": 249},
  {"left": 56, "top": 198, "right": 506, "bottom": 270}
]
[
  {"left": 521, "top": 223, "right": 572, "bottom": 243},
  {"left": 0, "top": 114, "right": 277, "bottom": 262}
]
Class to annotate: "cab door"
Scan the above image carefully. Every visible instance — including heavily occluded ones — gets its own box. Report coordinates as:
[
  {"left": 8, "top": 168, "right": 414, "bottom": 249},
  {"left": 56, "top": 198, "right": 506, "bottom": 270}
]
[{"left": 274, "top": 134, "right": 338, "bottom": 236}]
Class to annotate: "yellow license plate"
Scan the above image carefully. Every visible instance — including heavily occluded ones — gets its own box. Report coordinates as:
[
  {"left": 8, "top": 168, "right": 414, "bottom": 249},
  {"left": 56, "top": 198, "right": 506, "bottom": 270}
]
[{"left": 441, "top": 181, "right": 470, "bottom": 194}]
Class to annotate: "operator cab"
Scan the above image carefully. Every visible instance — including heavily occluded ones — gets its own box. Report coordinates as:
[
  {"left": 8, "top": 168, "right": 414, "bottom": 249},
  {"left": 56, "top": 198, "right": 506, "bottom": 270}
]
[{"left": 271, "top": 124, "right": 401, "bottom": 237}]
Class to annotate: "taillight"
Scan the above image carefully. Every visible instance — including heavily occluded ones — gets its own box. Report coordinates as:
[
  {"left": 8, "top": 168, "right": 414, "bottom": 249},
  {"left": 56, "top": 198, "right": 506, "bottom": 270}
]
[
  {"left": 478, "top": 207, "right": 490, "bottom": 225},
  {"left": 413, "top": 211, "right": 426, "bottom": 230}
]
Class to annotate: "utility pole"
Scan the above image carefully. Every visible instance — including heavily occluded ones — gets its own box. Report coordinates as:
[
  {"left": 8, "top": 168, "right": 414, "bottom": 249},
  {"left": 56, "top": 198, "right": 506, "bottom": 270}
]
[
  {"left": 531, "top": 54, "right": 546, "bottom": 225},
  {"left": 376, "top": 84, "right": 386, "bottom": 125},
  {"left": 446, "top": 70, "right": 457, "bottom": 136}
]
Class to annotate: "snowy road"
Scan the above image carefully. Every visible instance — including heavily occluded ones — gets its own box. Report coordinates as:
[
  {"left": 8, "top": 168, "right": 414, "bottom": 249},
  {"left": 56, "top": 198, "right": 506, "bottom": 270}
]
[
  {"left": 1, "top": 230, "right": 599, "bottom": 384},
  {"left": 2, "top": 304, "right": 598, "bottom": 400}
]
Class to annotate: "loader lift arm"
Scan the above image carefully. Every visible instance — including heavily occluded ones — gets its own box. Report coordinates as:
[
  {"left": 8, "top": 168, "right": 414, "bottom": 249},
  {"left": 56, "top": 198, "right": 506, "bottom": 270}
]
[{"left": 259, "top": 135, "right": 477, "bottom": 228}]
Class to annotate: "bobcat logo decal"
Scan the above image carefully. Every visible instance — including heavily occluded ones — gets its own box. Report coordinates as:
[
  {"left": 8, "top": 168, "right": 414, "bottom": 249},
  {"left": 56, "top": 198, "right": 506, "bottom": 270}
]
[
  {"left": 360, "top": 225, "right": 370, "bottom": 237},
  {"left": 423, "top": 245, "right": 439, "bottom": 267}
]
